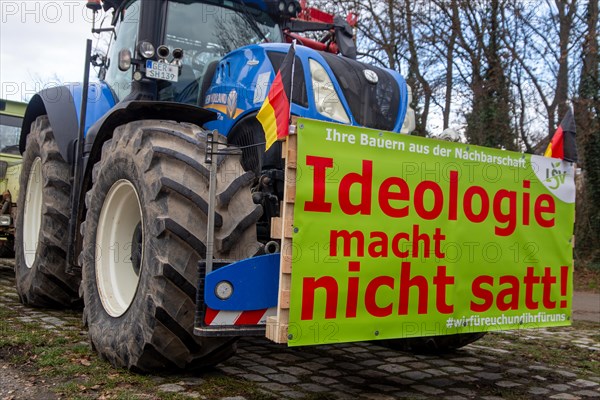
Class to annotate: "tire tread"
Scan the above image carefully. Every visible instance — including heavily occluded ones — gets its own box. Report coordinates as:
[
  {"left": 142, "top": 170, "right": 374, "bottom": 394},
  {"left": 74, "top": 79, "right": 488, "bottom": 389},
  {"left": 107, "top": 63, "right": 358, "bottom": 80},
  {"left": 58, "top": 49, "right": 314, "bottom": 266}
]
[
  {"left": 14, "top": 115, "right": 81, "bottom": 309},
  {"left": 81, "top": 120, "right": 259, "bottom": 371}
]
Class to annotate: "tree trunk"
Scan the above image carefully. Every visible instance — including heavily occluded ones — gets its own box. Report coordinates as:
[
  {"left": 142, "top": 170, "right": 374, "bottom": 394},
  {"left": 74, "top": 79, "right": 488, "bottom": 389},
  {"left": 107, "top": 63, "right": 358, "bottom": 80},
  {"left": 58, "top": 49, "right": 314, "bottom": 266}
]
[
  {"left": 574, "top": 0, "right": 600, "bottom": 267},
  {"left": 404, "top": 0, "right": 431, "bottom": 136},
  {"left": 443, "top": 0, "right": 459, "bottom": 130}
]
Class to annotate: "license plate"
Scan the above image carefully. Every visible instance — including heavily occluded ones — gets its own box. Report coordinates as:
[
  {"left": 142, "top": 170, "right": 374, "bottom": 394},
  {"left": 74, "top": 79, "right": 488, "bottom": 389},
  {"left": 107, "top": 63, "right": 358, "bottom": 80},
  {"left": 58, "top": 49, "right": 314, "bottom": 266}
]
[{"left": 146, "top": 60, "right": 178, "bottom": 82}]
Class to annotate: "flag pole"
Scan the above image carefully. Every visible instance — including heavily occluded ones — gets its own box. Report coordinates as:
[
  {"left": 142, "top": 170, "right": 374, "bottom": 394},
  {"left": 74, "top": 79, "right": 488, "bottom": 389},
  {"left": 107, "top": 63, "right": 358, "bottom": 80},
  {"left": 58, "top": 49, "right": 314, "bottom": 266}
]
[{"left": 288, "top": 40, "right": 297, "bottom": 136}]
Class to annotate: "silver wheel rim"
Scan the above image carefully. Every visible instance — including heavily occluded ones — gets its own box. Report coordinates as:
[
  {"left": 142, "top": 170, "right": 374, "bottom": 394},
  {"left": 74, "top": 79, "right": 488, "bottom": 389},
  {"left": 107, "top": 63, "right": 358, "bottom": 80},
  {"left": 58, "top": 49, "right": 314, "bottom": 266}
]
[
  {"left": 23, "top": 157, "right": 43, "bottom": 268},
  {"left": 96, "top": 179, "right": 144, "bottom": 317}
]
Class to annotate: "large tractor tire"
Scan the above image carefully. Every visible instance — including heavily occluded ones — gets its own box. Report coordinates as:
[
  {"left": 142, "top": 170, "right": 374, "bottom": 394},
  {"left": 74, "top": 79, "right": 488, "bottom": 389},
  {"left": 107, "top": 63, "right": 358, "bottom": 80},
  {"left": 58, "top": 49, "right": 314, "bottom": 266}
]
[
  {"left": 80, "top": 120, "right": 262, "bottom": 372},
  {"left": 380, "top": 332, "right": 486, "bottom": 354},
  {"left": 227, "top": 117, "right": 265, "bottom": 176},
  {"left": 227, "top": 116, "right": 282, "bottom": 176},
  {"left": 14, "top": 116, "right": 80, "bottom": 308}
]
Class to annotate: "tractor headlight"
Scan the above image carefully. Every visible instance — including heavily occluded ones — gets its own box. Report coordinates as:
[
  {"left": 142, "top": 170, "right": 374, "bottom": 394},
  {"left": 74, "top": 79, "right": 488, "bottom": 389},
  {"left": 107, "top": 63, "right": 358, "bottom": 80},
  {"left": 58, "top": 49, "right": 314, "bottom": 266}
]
[
  {"left": 277, "top": 0, "right": 300, "bottom": 17},
  {"left": 171, "top": 48, "right": 183, "bottom": 66},
  {"left": 138, "top": 41, "right": 155, "bottom": 59},
  {"left": 118, "top": 49, "right": 132, "bottom": 71},
  {"left": 401, "top": 86, "right": 416, "bottom": 134},
  {"left": 157, "top": 45, "right": 170, "bottom": 60},
  {"left": 0, "top": 215, "right": 11, "bottom": 226},
  {"left": 287, "top": 0, "right": 300, "bottom": 15},
  {"left": 309, "top": 60, "right": 350, "bottom": 124}
]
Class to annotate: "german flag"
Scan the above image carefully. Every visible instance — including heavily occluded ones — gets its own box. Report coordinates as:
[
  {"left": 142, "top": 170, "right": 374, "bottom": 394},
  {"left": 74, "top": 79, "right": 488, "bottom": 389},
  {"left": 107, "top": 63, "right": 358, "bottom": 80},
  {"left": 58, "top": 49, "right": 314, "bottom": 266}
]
[
  {"left": 257, "top": 43, "right": 296, "bottom": 151},
  {"left": 544, "top": 108, "right": 578, "bottom": 162}
]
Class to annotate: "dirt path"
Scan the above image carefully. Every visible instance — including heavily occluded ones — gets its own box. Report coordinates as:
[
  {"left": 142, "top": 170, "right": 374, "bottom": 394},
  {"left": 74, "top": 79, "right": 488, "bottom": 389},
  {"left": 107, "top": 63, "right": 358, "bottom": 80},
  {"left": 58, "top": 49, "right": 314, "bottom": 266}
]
[
  {"left": 0, "top": 364, "right": 56, "bottom": 400},
  {"left": 573, "top": 291, "right": 600, "bottom": 323}
]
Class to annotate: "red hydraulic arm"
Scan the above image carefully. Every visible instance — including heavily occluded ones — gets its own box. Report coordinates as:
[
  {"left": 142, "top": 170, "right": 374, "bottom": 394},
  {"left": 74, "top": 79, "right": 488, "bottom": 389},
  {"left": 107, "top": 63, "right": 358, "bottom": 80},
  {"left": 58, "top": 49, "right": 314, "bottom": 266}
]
[{"left": 282, "top": 0, "right": 358, "bottom": 58}]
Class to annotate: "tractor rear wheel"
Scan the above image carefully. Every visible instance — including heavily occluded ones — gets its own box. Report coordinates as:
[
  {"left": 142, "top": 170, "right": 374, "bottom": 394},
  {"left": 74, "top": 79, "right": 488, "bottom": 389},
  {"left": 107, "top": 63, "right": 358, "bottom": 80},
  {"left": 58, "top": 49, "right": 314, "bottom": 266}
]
[
  {"left": 80, "top": 120, "right": 262, "bottom": 371},
  {"left": 14, "top": 115, "right": 80, "bottom": 308}
]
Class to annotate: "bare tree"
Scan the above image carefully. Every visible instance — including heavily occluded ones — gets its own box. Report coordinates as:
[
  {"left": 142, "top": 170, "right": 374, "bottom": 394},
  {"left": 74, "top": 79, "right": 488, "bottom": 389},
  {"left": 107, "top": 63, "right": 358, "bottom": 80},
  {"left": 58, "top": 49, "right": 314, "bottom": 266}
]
[
  {"left": 442, "top": 0, "right": 459, "bottom": 130},
  {"left": 402, "top": 0, "right": 432, "bottom": 136},
  {"left": 446, "top": 0, "right": 515, "bottom": 148},
  {"left": 574, "top": 0, "right": 599, "bottom": 266},
  {"left": 501, "top": 0, "right": 579, "bottom": 138},
  {"left": 311, "top": 0, "right": 588, "bottom": 151}
]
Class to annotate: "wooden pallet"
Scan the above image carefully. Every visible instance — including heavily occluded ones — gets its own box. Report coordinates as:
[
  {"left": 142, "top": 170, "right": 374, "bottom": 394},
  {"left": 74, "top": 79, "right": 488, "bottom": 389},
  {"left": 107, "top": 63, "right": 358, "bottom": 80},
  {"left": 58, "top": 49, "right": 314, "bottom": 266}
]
[{"left": 265, "top": 129, "right": 297, "bottom": 344}]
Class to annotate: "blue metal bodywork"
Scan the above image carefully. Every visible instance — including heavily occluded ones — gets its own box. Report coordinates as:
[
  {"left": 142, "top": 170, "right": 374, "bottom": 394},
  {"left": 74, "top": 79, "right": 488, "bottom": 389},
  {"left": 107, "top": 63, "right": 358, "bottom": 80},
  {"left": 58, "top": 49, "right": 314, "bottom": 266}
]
[
  {"left": 19, "top": 81, "right": 116, "bottom": 163},
  {"left": 203, "top": 43, "right": 409, "bottom": 137},
  {"left": 205, "top": 254, "right": 280, "bottom": 311},
  {"left": 70, "top": 82, "right": 117, "bottom": 137}
]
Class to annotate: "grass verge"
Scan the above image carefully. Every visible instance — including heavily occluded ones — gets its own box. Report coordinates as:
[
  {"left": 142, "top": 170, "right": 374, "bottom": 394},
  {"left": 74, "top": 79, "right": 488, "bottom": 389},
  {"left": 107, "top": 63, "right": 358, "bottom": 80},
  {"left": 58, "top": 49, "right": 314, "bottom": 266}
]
[
  {"left": 0, "top": 303, "right": 273, "bottom": 400},
  {"left": 574, "top": 265, "right": 600, "bottom": 293},
  {"left": 478, "top": 321, "right": 600, "bottom": 377}
]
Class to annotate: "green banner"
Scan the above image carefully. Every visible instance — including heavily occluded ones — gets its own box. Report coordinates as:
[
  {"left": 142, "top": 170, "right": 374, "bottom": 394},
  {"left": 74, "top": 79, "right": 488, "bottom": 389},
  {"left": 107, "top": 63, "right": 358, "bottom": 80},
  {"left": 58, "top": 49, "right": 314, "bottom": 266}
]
[{"left": 287, "top": 118, "right": 575, "bottom": 347}]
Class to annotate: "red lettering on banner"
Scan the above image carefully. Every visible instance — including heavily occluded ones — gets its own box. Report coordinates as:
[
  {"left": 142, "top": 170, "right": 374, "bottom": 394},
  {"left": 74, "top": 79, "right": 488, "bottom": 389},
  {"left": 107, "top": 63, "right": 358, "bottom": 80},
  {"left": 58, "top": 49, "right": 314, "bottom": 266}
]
[
  {"left": 329, "top": 226, "right": 446, "bottom": 259},
  {"left": 296, "top": 263, "right": 570, "bottom": 320},
  {"left": 391, "top": 232, "right": 410, "bottom": 258},
  {"left": 379, "top": 177, "right": 409, "bottom": 218},
  {"left": 368, "top": 231, "right": 388, "bottom": 257},
  {"left": 523, "top": 180, "right": 531, "bottom": 225},
  {"left": 463, "top": 185, "right": 490, "bottom": 223},
  {"left": 345, "top": 261, "right": 361, "bottom": 318},
  {"left": 535, "top": 195, "right": 556, "bottom": 228},
  {"left": 339, "top": 160, "right": 373, "bottom": 215},
  {"left": 330, "top": 230, "right": 365, "bottom": 257},
  {"left": 304, "top": 155, "right": 333, "bottom": 212},
  {"left": 365, "top": 276, "right": 395, "bottom": 317},
  {"left": 398, "top": 262, "right": 428, "bottom": 315},
  {"left": 471, "top": 275, "right": 494, "bottom": 312},
  {"left": 303, "top": 158, "right": 557, "bottom": 236},
  {"left": 414, "top": 181, "right": 444, "bottom": 220},
  {"left": 524, "top": 267, "right": 540, "bottom": 310},
  {"left": 299, "top": 262, "right": 458, "bottom": 320},
  {"left": 448, "top": 170, "right": 459, "bottom": 220},
  {"left": 542, "top": 267, "right": 557, "bottom": 308},
  {"left": 494, "top": 190, "right": 517, "bottom": 236},
  {"left": 469, "top": 267, "right": 566, "bottom": 312},
  {"left": 304, "top": 156, "right": 556, "bottom": 236},
  {"left": 433, "top": 266, "right": 454, "bottom": 313},
  {"left": 433, "top": 229, "right": 446, "bottom": 258},
  {"left": 301, "top": 276, "right": 338, "bottom": 320},
  {"left": 497, "top": 275, "right": 520, "bottom": 311}
]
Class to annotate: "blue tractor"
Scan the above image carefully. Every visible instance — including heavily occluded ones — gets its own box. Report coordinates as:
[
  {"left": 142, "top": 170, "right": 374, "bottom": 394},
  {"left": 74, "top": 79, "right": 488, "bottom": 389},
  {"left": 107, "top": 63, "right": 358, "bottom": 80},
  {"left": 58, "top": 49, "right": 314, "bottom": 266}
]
[{"left": 15, "top": 0, "right": 414, "bottom": 371}]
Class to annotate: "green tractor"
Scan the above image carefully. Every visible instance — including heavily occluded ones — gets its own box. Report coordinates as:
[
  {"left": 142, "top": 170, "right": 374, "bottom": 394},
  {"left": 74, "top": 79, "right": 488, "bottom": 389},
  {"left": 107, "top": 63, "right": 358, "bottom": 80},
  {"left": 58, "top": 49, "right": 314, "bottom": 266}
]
[{"left": 0, "top": 99, "right": 26, "bottom": 257}]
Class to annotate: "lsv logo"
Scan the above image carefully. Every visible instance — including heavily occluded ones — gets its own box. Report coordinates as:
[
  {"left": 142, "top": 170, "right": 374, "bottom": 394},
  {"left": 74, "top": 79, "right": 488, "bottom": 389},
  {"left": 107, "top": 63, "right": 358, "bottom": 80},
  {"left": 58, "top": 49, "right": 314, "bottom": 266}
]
[{"left": 545, "top": 162, "right": 567, "bottom": 189}]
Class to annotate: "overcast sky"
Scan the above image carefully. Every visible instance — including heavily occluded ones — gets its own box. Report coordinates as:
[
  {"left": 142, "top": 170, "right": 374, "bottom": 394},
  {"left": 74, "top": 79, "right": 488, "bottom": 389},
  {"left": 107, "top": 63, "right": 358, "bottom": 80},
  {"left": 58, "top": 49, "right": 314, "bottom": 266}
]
[{"left": 0, "top": 1, "right": 109, "bottom": 102}]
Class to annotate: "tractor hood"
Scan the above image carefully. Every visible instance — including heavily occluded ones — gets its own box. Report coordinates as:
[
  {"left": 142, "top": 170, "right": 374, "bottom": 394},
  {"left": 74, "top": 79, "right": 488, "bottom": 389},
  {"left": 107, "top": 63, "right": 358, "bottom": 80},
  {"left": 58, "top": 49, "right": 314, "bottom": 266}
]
[
  {"left": 318, "top": 52, "right": 402, "bottom": 132},
  {"left": 203, "top": 43, "right": 409, "bottom": 135}
]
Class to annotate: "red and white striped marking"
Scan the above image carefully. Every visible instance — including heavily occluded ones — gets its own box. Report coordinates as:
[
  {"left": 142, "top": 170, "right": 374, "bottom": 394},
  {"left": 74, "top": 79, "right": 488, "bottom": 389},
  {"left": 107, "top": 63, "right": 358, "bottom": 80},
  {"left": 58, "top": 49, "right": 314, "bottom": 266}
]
[{"left": 204, "top": 307, "right": 277, "bottom": 326}]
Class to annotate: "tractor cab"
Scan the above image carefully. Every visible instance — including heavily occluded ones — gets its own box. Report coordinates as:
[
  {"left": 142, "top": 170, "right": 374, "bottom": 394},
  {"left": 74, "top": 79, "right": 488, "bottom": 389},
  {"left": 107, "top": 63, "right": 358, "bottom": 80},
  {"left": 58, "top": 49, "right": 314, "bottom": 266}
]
[{"left": 92, "top": 0, "right": 304, "bottom": 104}]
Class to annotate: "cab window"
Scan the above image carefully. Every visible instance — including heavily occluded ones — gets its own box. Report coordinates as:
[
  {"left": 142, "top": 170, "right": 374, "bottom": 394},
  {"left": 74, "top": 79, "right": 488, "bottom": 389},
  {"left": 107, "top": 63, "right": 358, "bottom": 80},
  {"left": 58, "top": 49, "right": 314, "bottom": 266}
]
[{"left": 103, "top": 0, "right": 141, "bottom": 101}]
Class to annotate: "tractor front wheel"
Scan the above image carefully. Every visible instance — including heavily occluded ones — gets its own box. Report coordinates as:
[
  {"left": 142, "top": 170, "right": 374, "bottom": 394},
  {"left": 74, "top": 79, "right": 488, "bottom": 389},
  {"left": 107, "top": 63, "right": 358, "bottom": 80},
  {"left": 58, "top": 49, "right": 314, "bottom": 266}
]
[{"left": 80, "top": 120, "right": 262, "bottom": 371}]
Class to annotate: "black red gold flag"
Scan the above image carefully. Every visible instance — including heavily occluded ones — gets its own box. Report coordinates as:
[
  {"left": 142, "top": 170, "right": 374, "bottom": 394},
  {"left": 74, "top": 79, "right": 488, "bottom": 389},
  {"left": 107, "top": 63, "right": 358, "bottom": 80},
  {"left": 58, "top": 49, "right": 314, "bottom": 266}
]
[
  {"left": 257, "top": 43, "right": 296, "bottom": 151},
  {"left": 544, "top": 108, "right": 578, "bottom": 162}
]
